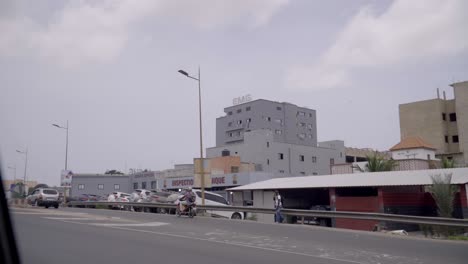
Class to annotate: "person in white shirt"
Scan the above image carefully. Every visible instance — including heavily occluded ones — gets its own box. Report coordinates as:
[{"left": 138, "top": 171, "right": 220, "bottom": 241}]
[
  {"left": 107, "top": 193, "right": 116, "bottom": 202},
  {"left": 273, "top": 190, "right": 283, "bottom": 223}
]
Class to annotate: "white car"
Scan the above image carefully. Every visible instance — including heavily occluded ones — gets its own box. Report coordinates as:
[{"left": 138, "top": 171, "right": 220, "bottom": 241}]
[{"left": 191, "top": 189, "right": 245, "bottom": 220}]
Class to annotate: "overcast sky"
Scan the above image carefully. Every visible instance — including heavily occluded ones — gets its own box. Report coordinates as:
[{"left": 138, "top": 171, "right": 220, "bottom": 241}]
[{"left": 1, "top": 0, "right": 467, "bottom": 185}]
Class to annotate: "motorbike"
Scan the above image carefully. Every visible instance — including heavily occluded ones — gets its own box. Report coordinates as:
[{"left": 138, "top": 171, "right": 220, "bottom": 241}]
[{"left": 175, "top": 195, "right": 197, "bottom": 218}]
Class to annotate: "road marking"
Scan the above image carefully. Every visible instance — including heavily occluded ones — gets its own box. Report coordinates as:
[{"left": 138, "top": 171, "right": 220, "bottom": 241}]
[
  {"left": 107, "top": 226, "right": 363, "bottom": 264},
  {"left": 91, "top": 222, "right": 169, "bottom": 227},
  {"left": 42, "top": 217, "right": 102, "bottom": 221}
]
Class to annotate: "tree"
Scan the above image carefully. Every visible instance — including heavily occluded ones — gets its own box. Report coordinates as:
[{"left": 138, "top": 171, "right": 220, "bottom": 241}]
[
  {"left": 430, "top": 173, "right": 457, "bottom": 218},
  {"left": 441, "top": 158, "right": 455, "bottom": 169},
  {"left": 365, "top": 152, "right": 396, "bottom": 172},
  {"left": 105, "top": 170, "right": 124, "bottom": 175}
]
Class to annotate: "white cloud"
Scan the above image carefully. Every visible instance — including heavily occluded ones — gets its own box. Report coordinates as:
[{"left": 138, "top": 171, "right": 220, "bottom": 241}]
[
  {"left": 0, "top": 0, "right": 288, "bottom": 67},
  {"left": 286, "top": 0, "right": 468, "bottom": 91}
]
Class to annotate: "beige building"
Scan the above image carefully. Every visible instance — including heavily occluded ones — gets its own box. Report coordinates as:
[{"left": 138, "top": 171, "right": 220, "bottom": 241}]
[{"left": 399, "top": 81, "right": 468, "bottom": 166}]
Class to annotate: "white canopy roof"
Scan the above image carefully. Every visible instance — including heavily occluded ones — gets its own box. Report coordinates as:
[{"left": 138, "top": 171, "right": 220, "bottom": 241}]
[{"left": 229, "top": 168, "right": 468, "bottom": 191}]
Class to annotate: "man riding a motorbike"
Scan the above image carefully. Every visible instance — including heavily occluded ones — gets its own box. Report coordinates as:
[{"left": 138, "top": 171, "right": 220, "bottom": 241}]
[{"left": 179, "top": 187, "right": 196, "bottom": 212}]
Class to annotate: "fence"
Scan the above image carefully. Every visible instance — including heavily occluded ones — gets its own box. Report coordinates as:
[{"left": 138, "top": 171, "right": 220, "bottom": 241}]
[{"left": 68, "top": 201, "right": 468, "bottom": 228}]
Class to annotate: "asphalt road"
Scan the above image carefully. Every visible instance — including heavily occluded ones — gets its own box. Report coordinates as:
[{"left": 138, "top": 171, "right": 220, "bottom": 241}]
[{"left": 9, "top": 207, "right": 468, "bottom": 264}]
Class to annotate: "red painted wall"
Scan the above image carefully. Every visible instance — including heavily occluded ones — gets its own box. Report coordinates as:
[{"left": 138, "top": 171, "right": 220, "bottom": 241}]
[{"left": 335, "top": 196, "right": 379, "bottom": 231}]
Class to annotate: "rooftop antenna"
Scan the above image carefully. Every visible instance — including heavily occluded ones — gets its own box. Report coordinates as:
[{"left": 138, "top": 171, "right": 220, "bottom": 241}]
[
  {"left": 437, "top": 88, "right": 440, "bottom": 99},
  {"left": 443, "top": 91, "right": 447, "bottom": 100}
]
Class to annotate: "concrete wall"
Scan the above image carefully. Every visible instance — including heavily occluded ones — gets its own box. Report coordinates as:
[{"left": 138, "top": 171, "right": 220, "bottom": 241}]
[
  {"left": 216, "top": 99, "right": 317, "bottom": 147},
  {"left": 453, "top": 81, "right": 468, "bottom": 165},
  {"left": 71, "top": 175, "right": 130, "bottom": 197},
  {"left": 252, "top": 190, "right": 275, "bottom": 223},
  {"left": 399, "top": 99, "right": 455, "bottom": 154},
  {"left": 207, "top": 130, "right": 345, "bottom": 176},
  {"left": 391, "top": 148, "right": 437, "bottom": 160}
]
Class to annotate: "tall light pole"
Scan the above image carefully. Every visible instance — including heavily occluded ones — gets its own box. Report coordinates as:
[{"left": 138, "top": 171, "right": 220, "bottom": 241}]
[
  {"left": 52, "top": 121, "right": 69, "bottom": 170},
  {"left": 178, "top": 67, "right": 205, "bottom": 205},
  {"left": 16, "top": 149, "right": 28, "bottom": 196},
  {"left": 7, "top": 165, "right": 17, "bottom": 182},
  {"left": 53, "top": 121, "right": 69, "bottom": 204}
]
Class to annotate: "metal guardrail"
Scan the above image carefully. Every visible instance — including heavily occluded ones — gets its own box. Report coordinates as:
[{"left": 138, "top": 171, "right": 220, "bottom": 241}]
[{"left": 68, "top": 201, "right": 468, "bottom": 227}]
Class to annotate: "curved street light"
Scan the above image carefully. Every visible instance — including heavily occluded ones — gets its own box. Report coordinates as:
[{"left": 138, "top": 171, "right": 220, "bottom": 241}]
[{"left": 178, "top": 67, "right": 205, "bottom": 205}]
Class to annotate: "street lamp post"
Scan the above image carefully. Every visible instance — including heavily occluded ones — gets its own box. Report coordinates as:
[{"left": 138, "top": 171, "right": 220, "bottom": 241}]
[
  {"left": 53, "top": 121, "right": 69, "bottom": 204},
  {"left": 16, "top": 149, "right": 28, "bottom": 196},
  {"left": 178, "top": 67, "right": 205, "bottom": 205},
  {"left": 52, "top": 121, "right": 69, "bottom": 170}
]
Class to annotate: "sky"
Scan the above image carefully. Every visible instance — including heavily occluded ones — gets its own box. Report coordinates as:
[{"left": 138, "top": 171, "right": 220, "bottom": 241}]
[{"left": 1, "top": 0, "right": 467, "bottom": 186}]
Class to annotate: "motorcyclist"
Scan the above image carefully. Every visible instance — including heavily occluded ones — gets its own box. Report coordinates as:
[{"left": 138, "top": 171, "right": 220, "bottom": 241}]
[{"left": 179, "top": 187, "right": 196, "bottom": 212}]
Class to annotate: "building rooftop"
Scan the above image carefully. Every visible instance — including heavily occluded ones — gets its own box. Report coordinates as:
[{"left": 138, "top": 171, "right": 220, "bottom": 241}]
[
  {"left": 390, "top": 136, "right": 436, "bottom": 151},
  {"left": 228, "top": 167, "right": 468, "bottom": 191}
]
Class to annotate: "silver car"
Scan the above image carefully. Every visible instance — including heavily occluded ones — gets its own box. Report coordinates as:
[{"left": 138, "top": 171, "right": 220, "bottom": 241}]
[{"left": 27, "top": 188, "right": 60, "bottom": 209}]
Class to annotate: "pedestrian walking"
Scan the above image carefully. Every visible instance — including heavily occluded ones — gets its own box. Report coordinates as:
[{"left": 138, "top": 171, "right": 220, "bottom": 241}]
[{"left": 273, "top": 190, "right": 283, "bottom": 223}]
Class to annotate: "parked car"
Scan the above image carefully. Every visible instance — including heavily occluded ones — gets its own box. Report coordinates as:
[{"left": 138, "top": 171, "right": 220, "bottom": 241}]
[
  {"left": 300, "top": 205, "right": 331, "bottom": 227},
  {"left": 27, "top": 188, "right": 60, "bottom": 209},
  {"left": 184, "top": 189, "right": 246, "bottom": 220},
  {"left": 146, "top": 190, "right": 178, "bottom": 213},
  {"left": 130, "top": 189, "right": 151, "bottom": 202}
]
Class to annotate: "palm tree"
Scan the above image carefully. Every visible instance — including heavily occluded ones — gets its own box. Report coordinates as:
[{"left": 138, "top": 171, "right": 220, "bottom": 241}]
[
  {"left": 366, "top": 152, "right": 396, "bottom": 172},
  {"left": 441, "top": 158, "right": 455, "bottom": 169},
  {"left": 430, "top": 173, "right": 457, "bottom": 218}
]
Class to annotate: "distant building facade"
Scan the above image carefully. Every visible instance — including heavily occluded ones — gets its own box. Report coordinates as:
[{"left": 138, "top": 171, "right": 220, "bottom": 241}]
[{"left": 399, "top": 81, "right": 468, "bottom": 166}]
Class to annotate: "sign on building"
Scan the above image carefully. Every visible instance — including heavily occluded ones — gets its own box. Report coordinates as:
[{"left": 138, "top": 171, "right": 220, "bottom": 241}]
[{"left": 233, "top": 94, "right": 252, "bottom": 105}]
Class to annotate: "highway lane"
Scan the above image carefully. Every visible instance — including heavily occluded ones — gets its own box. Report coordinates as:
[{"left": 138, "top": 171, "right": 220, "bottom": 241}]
[{"left": 9, "top": 207, "right": 468, "bottom": 264}]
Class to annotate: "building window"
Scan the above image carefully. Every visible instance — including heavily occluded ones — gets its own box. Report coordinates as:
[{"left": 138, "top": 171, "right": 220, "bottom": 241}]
[
  {"left": 298, "top": 133, "right": 306, "bottom": 140},
  {"left": 228, "top": 111, "right": 233, "bottom": 116},
  {"left": 276, "top": 106, "right": 282, "bottom": 111},
  {"left": 236, "top": 131, "right": 241, "bottom": 136},
  {"left": 307, "top": 124, "right": 313, "bottom": 130},
  {"left": 340, "top": 152, "right": 343, "bottom": 158},
  {"left": 267, "top": 142, "right": 270, "bottom": 148},
  {"left": 298, "top": 122, "right": 306, "bottom": 127},
  {"left": 151, "top": 181, "right": 156, "bottom": 189},
  {"left": 133, "top": 182, "right": 138, "bottom": 190},
  {"left": 312, "top": 172, "right": 318, "bottom": 175},
  {"left": 299, "top": 155, "right": 305, "bottom": 162},
  {"left": 267, "top": 159, "right": 270, "bottom": 165},
  {"left": 141, "top": 182, "right": 147, "bottom": 189},
  {"left": 229, "top": 132, "right": 233, "bottom": 137},
  {"left": 274, "top": 119, "right": 283, "bottom": 125},
  {"left": 449, "top": 113, "right": 457, "bottom": 122},
  {"left": 267, "top": 117, "right": 271, "bottom": 122},
  {"left": 228, "top": 122, "right": 232, "bottom": 127},
  {"left": 297, "top": 111, "right": 306, "bottom": 117},
  {"left": 237, "top": 109, "right": 242, "bottom": 113},
  {"left": 231, "top": 166, "right": 239, "bottom": 173},
  {"left": 330, "top": 158, "right": 335, "bottom": 165},
  {"left": 78, "top": 184, "right": 84, "bottom": 190},
  {"left": 247, "top": 118, "right": 252, "bottom": 123},
  {"left": 275, "top": 130, "right": 282, "bottom": 135},
  {"left": 312, "top": 156, "right": 317, "bottom": 163},
  {"left": 98, "top": 184, "right": 104, "bottom": 190},
  {"left": 300, "top": 172, "right": 306, "bottom": 176},
  {"left": 114, "top": 184, "right": 120, "bottom": 190},
  {"left": 308, "top": 134, "right": 313, "bottom": 139},
  {"left": 279, "top": 170, "right": 285, "bottom": 173},
  {"left": 309, "top": 113, "right": 313, "bottom": 118},
  {"left": 453, "top": 135, "right": 459, "bottom": 143},
  {"left": 237, "top": 120, "right": 242, "bottom": 125},
  {"left": 278, "top": 153, "right": 284, "bottom": 160},
  {"left": 445, "top": 135, "right": 449, "bottom": 143},
  {"left": 427, "top": 154, "right": 431, "bottom": 160},
  {"left": 442, "top": 113, "right": 446, "bottom": 121},
  {"left": 246, "top": 106, "right": 251, "bottom": 111}
]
